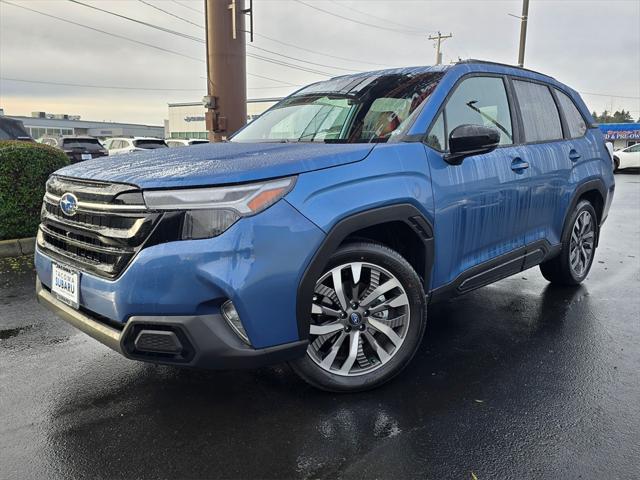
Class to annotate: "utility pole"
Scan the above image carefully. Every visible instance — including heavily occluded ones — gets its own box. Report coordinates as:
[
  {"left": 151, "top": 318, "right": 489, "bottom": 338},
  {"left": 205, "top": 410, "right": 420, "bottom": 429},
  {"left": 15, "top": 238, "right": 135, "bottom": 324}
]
[
  {"left": 428, "top": 32, "right": 453, "bottom": 65},
  {"left": 517, "top": 0, "right": 530, "bottom": 67},
  {"left": 204, "top": 0, "right": 248, "bottom": 142}
]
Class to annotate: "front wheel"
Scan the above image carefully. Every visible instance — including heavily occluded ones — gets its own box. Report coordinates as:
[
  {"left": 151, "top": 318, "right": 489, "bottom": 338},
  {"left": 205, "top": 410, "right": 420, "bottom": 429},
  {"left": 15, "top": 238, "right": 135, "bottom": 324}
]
[
  {"left": 613, "top": 156, "right": 620, "bottom": 173},
  {"left": 290, "top": 242, "right": 426, "bottom": 392},
  {"left": 540, "top": 200, "right": 597, "bottom": 285}
]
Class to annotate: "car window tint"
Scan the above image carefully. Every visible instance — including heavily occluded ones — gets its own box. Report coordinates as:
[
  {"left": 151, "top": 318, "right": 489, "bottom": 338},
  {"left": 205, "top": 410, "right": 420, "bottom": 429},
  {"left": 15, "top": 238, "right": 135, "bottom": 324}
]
[
  {"left": 514, "top": 80, "right": 563, "bottom": 142},
  {"left": 555, "top": 90, "right": 587, "bottom": 138},
  {"left": 426, "top": 112, "right": 446, "bottom": 151},
  {"left": 444, "top": 76, "right": 513, "bottom": 146},
  {"left": 629, "top": 144, "right": 640, "bottom": 153}
]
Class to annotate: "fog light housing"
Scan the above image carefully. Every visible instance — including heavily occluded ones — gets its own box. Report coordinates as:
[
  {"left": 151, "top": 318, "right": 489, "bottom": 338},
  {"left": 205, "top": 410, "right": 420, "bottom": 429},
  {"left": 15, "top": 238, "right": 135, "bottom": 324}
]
[{"left": 221, "top": 300, "right": 250, "bottom": 345}]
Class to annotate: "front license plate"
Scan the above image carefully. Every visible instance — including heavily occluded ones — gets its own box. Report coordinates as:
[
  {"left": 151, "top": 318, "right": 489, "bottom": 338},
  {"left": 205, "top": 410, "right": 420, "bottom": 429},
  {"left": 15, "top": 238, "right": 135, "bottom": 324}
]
[
  {"left": 81, "top": 153, "right": 92, "bottom": 160},
  {"left": 52, "top": 263, "right": 80, "bottom": 309}
]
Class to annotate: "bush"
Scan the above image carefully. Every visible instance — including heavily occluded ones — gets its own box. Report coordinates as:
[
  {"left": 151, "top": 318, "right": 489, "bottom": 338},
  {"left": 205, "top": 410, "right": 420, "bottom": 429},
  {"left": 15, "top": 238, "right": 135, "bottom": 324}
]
[{"left": 0, "top": 141, "right": 69, "bottom": 240}]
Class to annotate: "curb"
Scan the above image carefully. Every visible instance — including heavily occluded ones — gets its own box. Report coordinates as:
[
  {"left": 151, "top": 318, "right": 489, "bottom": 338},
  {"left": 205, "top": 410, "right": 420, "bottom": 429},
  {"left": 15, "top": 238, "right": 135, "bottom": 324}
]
[{"left": 0, "top": 237, "right": 36, "bottom": 258}]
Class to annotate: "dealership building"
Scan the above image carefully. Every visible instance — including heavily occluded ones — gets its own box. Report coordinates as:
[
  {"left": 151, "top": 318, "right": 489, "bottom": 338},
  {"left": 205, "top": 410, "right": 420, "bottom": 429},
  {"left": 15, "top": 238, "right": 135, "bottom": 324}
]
[
  {"left": 599, "top": 123, "right": 640, "bottom": 150},
  {"left": 1, "top": 111, "right": 164, "bottom": 139},
  {"left": 167, "top": 98, "right": 280, "bottom": 139}
]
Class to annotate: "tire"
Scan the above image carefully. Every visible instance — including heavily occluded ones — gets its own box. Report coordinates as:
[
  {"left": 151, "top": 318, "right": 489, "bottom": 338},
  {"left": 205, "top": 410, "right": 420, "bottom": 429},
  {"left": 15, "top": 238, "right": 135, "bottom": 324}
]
[
  {"left": 540, "top": 200, "right": 598, "bottom": 285},
  {"left": 290, "top": 242, "right": 427, "bottom": 392},
  {"left": 613, "top": 156, "right": 620, "bottom": 173}
]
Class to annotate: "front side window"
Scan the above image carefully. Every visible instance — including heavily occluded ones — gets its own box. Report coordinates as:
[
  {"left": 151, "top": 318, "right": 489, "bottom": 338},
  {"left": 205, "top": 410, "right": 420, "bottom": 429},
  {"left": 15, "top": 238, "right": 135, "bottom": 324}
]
[
  {"left": 427, "top": 76, "right": 514, "bottom": 150},
  {"left": 555, "top": 89, "right": 587, "bottom": 138},
  {"left": 232, "top": 71, "right": 444, "bottom": 143},
  {"left": 514, "top": 80, "right": 563, "bottom": 142}
]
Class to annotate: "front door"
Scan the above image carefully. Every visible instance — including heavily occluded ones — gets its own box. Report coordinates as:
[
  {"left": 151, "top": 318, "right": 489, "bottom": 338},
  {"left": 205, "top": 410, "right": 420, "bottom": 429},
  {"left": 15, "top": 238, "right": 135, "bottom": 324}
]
[{"left": 424, "top": 75, "right": 531, "bottom": 290}]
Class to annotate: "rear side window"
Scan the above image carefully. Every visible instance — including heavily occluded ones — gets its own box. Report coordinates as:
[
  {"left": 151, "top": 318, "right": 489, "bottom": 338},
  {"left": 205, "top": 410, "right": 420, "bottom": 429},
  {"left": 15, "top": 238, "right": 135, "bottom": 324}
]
[
  {"left": 555, "top": 90, "right": 587, "bottom": 138},
  {"left": 513, "top": 80, "right": 563, "bottom": 142},
  {"left": 134, "top": 139, "right": 167, "bottom": 149},
  {"left": 443, "top": 76, "right": 514, "bottom": 146},
  {"left": 62, "top": 138, "right": 102, "bottom": 150}
]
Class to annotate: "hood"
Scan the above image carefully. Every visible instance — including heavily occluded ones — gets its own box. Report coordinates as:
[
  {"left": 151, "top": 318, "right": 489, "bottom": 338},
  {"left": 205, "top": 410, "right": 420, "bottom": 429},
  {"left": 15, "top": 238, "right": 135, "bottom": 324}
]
[{"left": 55, "top": 142, "right": 375, "bottom": 189}]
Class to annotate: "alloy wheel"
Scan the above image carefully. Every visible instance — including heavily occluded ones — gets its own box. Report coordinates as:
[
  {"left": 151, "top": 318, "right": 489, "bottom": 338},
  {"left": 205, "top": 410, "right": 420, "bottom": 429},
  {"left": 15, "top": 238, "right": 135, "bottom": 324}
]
[
  {"left": 307, "top": 262, "right": 411, "bottom": 377},
  {"left": 569, "top": 210, "right": 595, "bottom": 277}
]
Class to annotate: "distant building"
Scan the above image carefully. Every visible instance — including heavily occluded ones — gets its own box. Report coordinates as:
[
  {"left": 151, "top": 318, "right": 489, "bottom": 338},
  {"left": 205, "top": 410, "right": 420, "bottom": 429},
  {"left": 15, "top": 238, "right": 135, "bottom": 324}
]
[
  {"left": 167, "top": 98, "right": 281, "bottom": 139},
  {"left": 0, "top": 110, "right": 164, "bottom": 139},
  {"left": 598, "top": 123, "right": 640, "bottom": 150}
]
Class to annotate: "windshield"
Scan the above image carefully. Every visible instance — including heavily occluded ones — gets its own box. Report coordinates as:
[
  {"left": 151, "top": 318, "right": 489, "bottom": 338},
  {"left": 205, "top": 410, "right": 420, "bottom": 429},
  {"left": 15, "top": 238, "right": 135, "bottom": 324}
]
[
  {"left": 233, "top": 71, "right": 444, "bottom": 143},
  {"left": 134, "top": 139, "right": 167, "bottom": 149},
  {"left": 62, "top": 138, "right": 102, "bottom": 150}
]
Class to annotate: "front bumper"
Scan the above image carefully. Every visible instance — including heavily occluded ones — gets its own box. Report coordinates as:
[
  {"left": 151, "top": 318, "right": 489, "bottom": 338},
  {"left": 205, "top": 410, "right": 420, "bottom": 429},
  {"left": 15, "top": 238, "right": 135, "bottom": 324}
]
[
  {"left": 35, "top": 199, "right": 325, "bottom": 350},
  {"left": 36, "top": 278, "right": 308, "bottom": 368}
]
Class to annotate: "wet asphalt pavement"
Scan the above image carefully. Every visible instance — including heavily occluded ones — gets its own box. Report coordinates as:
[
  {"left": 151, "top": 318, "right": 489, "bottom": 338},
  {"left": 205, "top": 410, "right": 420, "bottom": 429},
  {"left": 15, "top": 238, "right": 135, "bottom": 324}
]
[{"left": 1, "top": 173, "right": 639, "bottom": 480}]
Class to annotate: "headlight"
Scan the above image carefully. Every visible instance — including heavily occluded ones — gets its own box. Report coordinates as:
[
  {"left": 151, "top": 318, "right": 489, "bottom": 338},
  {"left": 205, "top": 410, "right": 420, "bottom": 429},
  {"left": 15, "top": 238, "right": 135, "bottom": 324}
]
[{"left": 143, "top": 176, "right": 296, "bottom": 240}]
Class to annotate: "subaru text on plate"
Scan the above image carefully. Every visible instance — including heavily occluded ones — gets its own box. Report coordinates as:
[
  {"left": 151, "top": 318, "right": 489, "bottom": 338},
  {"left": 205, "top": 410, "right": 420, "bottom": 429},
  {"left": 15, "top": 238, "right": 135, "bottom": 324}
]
[{"left": 35, "top": 61, "right": 615, "bottom": 392}]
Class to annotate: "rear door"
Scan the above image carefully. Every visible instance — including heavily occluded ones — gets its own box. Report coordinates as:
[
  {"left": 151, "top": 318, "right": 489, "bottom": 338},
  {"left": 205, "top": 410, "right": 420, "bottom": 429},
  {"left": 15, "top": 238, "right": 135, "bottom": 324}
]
[
  {"left": 425, "top": 75, "right": 532, "bottom": 290},
  {"left": 510, "top": 80, "right": 592, "bottom": 249}
]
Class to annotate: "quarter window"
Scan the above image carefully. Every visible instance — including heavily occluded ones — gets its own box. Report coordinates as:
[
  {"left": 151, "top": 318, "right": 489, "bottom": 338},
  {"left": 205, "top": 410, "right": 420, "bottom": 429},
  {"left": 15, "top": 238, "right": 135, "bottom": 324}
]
[
  {"left": 555, "top": 90, "right": 587, "bottom": 138},
  {"left": 434, "top": 76, "right": 514, "bottom": 149},
  {"left": 514, "top": 80, "right": 563, "bottom": 142},
  {"left": 426, "top": 112, "right": 446, "bottom": 151}
]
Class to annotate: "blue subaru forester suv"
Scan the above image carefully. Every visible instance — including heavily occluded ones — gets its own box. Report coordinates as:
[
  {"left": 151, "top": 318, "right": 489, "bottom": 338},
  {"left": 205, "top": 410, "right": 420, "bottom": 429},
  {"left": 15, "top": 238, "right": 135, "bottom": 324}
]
[{"left": 35, "top": 61, "right": 615, "bottom": 392}]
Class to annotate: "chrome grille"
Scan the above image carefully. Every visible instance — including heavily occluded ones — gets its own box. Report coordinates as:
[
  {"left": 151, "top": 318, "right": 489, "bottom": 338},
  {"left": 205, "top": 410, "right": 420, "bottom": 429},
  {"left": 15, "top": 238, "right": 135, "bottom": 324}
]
[{"left": 37, "top": 176, "right": 161, "bottom": 278}]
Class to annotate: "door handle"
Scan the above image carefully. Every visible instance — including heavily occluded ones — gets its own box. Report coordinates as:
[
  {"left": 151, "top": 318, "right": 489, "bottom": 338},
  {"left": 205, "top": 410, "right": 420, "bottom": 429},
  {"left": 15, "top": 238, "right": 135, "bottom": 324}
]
[
  {"left": 511, "top": 157, "right": 529, "bottom": 172},
  {"left": 569, "top": 149, "right": 581, "bottom": 161}
]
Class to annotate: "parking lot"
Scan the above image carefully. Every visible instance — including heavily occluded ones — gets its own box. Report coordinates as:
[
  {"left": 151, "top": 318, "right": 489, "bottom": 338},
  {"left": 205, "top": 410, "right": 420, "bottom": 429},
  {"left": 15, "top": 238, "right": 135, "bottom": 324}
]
[{"left": 1, "top": 172, "right": 638, "bottom": 480}]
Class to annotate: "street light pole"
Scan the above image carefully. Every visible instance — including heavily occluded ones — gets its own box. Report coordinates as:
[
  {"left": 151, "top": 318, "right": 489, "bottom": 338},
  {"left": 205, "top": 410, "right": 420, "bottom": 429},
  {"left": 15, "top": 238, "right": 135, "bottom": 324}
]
[
  {"left": 204, "top": 0, "right": 247, "bottom": 142},
  {"left": 517, "top": 0, "right": 530, "bottom": 67}
]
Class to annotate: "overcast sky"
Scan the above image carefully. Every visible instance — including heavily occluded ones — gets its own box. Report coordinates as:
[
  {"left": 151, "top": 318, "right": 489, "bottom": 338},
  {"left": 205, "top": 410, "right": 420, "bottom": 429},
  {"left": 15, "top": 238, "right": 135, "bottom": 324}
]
[{"left": 1, "top": 0, "right": 638, "bottom": 125}]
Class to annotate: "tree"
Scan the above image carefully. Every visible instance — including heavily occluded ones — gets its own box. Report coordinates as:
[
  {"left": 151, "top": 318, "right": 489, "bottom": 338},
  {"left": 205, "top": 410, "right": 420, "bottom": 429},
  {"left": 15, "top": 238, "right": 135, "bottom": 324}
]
[{"left": 591, "top": 110, "right": 635, "bottom": 124}]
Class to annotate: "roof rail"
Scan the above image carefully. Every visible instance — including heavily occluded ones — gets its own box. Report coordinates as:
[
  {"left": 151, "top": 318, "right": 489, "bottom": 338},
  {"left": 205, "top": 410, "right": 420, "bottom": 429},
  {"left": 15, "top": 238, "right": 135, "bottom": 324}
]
[{"left": 456, "top": 59, "right": 556, "bottom": 80}]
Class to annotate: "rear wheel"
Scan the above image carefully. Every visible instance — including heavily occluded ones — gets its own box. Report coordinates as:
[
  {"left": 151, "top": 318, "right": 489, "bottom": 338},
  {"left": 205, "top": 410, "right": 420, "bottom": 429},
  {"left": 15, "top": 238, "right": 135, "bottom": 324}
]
[
  {"left": 540, "top": 200, "right": 597, "bottom": 285},
  {"left": 290, "top": 242, "right": 426, "bottom": 392}
]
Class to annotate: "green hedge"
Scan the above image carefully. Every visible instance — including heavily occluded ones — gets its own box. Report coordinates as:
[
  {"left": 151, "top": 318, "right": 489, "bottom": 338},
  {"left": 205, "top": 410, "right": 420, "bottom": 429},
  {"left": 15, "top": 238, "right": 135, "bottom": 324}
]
[{"left": 0, "top": 141, "right": 69, "bottom": 240}]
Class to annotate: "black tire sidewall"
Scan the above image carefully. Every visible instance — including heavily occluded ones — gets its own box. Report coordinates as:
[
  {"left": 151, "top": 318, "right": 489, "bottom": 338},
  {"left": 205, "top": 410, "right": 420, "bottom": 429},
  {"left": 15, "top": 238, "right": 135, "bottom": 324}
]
[
  {"left": 561, "top": 200, "right": 598, "bottom": 283},
  {"left": 290, "top": 242, "right": 427, "bottom": 392}
]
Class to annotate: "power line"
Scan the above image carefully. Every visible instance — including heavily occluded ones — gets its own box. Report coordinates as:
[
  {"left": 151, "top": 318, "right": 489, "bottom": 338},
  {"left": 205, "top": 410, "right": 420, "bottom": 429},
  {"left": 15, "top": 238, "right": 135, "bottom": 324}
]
[
  {"left": 67, "top": 0, "right": 204, "bottom": 43},
  {"left": 246, "top": 73, "right": 301, "bottom": 87},
  {"left": 580, "top": 92, "right": 640, "bottom": 100},
  {"left": 1, "top": 0, "right": 204, "bottom": 62},
  {"left": 137, "top": 0, "right": 203, "bottom": 28},
  {"left": 67, "top": 0, "right": 351, "bottom": 76},
  {"left": 327, "top": 0, "right": 429, "bottom": 33},
  {"left": 292, "top": 0, "right": 428, "bottom": 36},
  {"left": 248, "top": 45, "right": 361, "bottom": 73},
  {"left": 247, "top": 53, "right": 334, "bottom": 77},
  {"left": 170, "top": 0, "right": 202, "bottom": 15},
  {"left": 251, "top": 32, "right": 388, "bottom": 68},
  {"left": 1, "top": 77, "right": 204, "bottom": 91},
  {"left": 2, "top": 0, "right": 311, "bottom": 87},
  {"left": 1, "top": 76, "right": 294, "bottom": 93}
]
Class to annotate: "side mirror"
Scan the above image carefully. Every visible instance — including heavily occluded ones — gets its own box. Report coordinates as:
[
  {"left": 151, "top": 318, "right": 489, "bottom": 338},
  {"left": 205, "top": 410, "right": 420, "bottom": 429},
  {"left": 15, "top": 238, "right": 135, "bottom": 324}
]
[{"left": 445, "top": 124, "right": 500, "bottom": 165}]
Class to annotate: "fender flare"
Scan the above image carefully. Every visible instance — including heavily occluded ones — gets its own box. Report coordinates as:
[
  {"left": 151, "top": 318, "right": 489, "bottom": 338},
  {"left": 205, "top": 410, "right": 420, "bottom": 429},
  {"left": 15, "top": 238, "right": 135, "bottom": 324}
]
[
  {"left": 296, "top": 203, "right": 434, "bottom": 340},
  {"left": 562, "top": 179, "right": 607, "bottom": 245}
]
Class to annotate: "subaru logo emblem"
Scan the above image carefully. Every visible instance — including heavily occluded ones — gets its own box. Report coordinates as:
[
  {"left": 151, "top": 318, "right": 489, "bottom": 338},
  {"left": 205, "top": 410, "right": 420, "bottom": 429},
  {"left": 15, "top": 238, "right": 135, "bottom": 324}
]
[
  {"left": 59, "top": 193, "right": 78, "bottom": 217},
  {"left": 349, "top": 312, "right": 362, "bottom": 326}
]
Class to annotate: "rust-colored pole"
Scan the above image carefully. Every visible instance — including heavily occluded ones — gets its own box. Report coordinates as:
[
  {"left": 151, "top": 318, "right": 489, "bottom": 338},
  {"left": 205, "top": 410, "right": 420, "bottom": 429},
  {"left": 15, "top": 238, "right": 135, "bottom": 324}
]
[{"left": 204, "top": 0, "right": 247, "bottom": 142}]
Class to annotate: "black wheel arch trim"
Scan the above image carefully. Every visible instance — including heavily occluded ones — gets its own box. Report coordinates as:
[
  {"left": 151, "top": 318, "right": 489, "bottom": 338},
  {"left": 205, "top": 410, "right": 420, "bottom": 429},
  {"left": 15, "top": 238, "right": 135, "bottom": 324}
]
[
  {"left": 564, "top": 179, "right": 607, "bottom": 246},
  {"left": 296, "top": 203, "right": 434, "bottom": 340}
]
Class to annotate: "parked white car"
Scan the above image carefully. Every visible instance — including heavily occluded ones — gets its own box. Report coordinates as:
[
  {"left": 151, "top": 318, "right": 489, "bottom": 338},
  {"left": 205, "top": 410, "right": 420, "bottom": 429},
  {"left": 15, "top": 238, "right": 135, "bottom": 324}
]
[
  {"left": 104, "top": 137, "right": 168, "bottom": 155},
  {"left": 613, "top": 143, "right": 640, "bottom": 171},
  {"left": 166, "top": 138, "right": 209, "bottom": 147}
]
